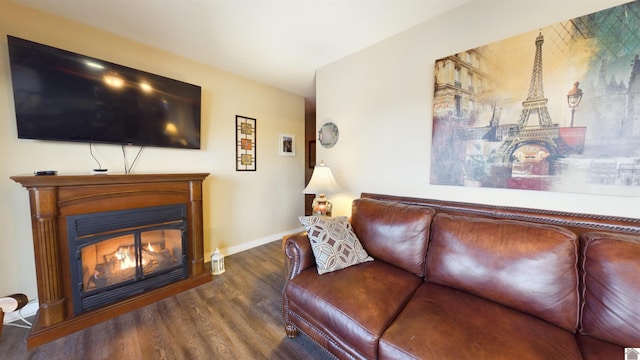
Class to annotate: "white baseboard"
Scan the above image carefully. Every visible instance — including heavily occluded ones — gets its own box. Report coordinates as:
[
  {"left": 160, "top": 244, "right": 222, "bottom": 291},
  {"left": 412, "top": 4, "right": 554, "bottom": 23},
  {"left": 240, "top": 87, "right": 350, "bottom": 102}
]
[
  {"left": 206, "top": 227, "right": 304, "bottom": 260},
  {"left": 3, "top": 300, "right": 38, "bottom": 324}
]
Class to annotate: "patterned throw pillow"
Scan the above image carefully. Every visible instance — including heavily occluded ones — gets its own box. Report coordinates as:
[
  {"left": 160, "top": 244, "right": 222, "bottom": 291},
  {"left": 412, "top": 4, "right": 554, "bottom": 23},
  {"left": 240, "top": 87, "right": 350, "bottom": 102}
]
[{"left": 298, "top": 216, "right": 373, "bottom": 275}]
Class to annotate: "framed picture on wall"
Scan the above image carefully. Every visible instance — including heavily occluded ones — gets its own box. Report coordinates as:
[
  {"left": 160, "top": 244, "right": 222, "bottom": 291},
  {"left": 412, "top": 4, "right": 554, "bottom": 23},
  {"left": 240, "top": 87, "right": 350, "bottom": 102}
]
[
  {"left": 279, "top": 133, "right": 295, "bottom": 156},
  {"left": 430, "top": 1, "right": 640, "bottom": 197},
  {"left": 236, "top": 115, "right": 256, "bottom": 171}
]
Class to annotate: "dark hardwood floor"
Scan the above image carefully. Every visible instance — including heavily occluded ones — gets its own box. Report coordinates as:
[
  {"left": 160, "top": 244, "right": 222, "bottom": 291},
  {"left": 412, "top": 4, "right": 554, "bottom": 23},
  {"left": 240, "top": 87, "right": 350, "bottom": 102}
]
[{"left": 0, "top": 240, "right": 335, "bottom": 360}]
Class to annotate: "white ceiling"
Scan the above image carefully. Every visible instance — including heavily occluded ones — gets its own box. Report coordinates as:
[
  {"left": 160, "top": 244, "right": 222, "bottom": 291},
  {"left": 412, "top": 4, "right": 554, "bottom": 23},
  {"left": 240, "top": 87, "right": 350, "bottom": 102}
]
[{"left": 16, "top": 0, "right": 470, "bottom": 101}]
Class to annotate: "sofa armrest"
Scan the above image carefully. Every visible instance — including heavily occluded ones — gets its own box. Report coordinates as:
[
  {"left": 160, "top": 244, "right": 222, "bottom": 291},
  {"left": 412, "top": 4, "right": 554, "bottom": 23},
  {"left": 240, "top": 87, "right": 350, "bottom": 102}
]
[{"left": 284, "top": 232, "right": 316, "bottom": 279}]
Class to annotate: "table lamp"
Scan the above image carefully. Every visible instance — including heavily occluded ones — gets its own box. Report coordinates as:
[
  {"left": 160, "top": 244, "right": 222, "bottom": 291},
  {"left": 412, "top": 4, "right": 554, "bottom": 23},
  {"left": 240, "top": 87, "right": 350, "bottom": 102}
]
[{"left": 303, "top": 160, "right": 341, "bottom": 216}]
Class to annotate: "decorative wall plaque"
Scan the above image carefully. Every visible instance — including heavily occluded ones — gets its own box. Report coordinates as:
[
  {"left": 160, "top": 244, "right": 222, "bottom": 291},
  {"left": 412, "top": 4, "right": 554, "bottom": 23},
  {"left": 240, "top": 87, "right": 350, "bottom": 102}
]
[{"left": 236, "top": 115, "right": 256, "bottom": 171}]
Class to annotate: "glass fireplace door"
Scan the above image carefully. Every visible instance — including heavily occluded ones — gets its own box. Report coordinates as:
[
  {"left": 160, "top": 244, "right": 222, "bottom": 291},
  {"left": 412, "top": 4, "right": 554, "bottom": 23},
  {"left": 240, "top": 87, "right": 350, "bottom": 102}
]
[
  {"left": 80, "top": 228, "right": 184, "bottom": 293},
  {"left": 68, "top": 204, "right": 188, "bottom": 314}
]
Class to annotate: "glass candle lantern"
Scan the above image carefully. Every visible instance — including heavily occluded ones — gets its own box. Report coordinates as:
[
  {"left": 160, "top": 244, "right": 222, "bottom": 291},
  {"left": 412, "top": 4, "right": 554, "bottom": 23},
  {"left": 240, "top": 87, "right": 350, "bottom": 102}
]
[{"left": 211, "top": 248, "right": 225, "bottom": 275}]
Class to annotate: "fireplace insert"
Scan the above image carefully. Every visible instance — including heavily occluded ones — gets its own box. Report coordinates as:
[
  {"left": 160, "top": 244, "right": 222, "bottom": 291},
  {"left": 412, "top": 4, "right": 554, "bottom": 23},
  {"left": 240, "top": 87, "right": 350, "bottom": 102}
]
[{"left": 67, "top": 204, "right": 188, "bottom": 314}]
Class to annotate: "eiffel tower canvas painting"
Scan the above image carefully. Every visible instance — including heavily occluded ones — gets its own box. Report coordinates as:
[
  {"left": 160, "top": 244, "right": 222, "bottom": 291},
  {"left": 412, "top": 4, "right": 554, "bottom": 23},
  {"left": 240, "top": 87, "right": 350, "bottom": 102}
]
[{"left": 431, "top": 0, "right": 640, "bottom": 197}]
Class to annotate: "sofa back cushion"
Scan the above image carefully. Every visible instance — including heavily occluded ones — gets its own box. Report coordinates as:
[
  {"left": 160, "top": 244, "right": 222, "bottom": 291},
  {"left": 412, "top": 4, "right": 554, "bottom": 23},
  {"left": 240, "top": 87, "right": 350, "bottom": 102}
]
[
  {"left": 579, "top": 232, "right": 640, "bottom": 347},
  {"left": 351, "top": 198, "right": 435, "bottom": 277},
  {"left": 427, "top": 213, "right": 580, "bottom": 332}
]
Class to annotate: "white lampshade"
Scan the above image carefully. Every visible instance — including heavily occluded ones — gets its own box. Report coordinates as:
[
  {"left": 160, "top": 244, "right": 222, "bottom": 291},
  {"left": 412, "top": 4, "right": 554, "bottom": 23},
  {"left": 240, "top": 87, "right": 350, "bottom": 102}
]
[{"left": 303, "top": 161, "right": 341, "bottom": 195}]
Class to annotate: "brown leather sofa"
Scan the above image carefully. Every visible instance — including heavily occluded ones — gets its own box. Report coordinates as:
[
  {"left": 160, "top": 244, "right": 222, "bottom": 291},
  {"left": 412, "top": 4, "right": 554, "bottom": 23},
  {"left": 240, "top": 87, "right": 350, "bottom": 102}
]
[{"left": 282, "top": 194, "right": 640, "bottom": 359}]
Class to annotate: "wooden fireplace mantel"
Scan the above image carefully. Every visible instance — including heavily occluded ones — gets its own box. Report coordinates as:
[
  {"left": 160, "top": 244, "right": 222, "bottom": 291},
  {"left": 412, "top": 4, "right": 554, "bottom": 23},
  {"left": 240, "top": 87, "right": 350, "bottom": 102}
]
[{"left": 11, "top": 173, "right": 211, "bottom": 348}]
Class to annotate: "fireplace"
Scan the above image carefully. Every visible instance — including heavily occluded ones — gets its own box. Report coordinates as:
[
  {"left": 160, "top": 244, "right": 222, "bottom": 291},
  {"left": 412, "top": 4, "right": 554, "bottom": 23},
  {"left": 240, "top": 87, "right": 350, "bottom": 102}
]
[
  {"left": 11, "top": 173, "right": 210, "bottom": 348},
  {"left": 68, "top": 204, "right": 189, "bottom": 314}
]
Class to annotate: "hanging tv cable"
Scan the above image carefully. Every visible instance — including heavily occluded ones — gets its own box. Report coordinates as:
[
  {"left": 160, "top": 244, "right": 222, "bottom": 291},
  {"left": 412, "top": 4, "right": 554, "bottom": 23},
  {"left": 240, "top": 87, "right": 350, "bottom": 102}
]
[
  {"left": 121, "top": 145, "right": 144, "bottom": 174},
  {"left": 90, "top": 143, "right": 107, "bottom": 173}
]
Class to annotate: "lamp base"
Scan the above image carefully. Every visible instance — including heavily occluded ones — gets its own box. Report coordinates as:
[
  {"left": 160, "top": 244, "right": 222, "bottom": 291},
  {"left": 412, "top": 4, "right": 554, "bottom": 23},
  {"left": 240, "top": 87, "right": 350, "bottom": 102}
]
[{"left": 311, "top": 195, "right": 332, "bottom": 217}]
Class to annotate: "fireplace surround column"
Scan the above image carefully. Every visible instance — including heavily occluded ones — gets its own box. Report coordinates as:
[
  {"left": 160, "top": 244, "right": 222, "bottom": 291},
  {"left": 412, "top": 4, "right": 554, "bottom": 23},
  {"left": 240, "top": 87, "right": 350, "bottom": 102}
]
[
  {"left": 188, "top": 179, "right": 205, "bottom": 276},
  {"left": 30, "top": 186, "right": 66, "bottom": 326}
]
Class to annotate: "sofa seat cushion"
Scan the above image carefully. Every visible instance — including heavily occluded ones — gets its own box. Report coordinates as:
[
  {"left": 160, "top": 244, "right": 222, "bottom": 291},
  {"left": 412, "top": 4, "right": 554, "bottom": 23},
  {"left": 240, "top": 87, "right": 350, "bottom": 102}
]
[
  {"left": 379, "top": 283, "right": 583, "bottom": 360},
  {"left": 285, "top": 260, "right": 422, "bottom": 359},
  {"left": 579, "top": 232, "right": 640, "bottom": 347},
  {"left": 427, "top": 213, "right": 580, "bottom": 332},
  {"left": 575, "top": 334, "right": 624, "bottom": 360}
]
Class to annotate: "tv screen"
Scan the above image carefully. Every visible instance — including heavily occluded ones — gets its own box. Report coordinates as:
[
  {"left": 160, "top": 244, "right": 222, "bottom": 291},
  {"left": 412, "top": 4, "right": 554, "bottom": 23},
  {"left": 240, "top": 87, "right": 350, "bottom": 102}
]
[{"left": 7, "top": 35, "right": 201, "bottom": 149}]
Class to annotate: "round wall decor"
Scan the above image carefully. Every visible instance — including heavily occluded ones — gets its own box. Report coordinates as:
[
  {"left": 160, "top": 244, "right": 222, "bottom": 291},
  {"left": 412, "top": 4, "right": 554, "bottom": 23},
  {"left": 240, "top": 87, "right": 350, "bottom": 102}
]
[{"left": 318, "top": 122, "right": 339, "bottom": 148}]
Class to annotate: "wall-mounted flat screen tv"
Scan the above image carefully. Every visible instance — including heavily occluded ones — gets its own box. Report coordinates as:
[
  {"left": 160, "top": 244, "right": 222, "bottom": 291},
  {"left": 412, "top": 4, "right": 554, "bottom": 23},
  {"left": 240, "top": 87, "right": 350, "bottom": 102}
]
[{"left": 7, "top": 35, "right": 201, "bottom": 149}]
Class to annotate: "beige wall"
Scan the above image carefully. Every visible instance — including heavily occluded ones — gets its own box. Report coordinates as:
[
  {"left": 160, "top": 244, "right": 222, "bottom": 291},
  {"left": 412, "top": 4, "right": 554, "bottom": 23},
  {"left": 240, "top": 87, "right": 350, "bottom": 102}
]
[
  {"left": 316, "top": 0, "right": 639, "bottom": 218},
  {"left": 0, "top": 0, "right": 305, "bottom": 298}
]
